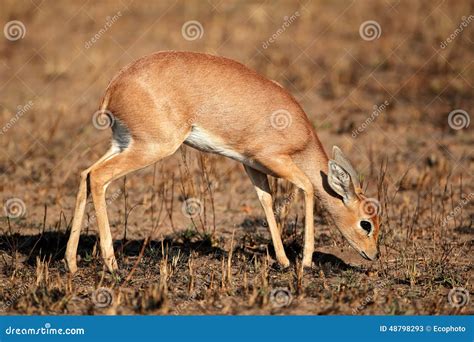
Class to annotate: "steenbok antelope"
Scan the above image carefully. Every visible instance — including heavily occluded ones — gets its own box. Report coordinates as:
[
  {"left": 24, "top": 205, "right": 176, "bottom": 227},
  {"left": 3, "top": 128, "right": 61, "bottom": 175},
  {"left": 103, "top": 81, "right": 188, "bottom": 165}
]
[{"left": 65, "top": 51, "right": 380, "bottom": 273}]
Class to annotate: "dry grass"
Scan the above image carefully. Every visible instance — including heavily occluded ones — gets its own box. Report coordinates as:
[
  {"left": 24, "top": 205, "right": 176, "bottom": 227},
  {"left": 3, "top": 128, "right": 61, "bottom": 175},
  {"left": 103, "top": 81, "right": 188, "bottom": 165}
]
[{"left": 0, "top": 0, "right": 472, "bottom": 315}]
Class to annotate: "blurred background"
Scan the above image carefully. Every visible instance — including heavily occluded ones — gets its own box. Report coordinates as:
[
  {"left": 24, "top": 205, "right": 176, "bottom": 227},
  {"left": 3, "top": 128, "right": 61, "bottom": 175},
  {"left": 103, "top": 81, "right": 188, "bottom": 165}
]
[{"left": 0, "top": 0, "right": 472, "bottom": 315}]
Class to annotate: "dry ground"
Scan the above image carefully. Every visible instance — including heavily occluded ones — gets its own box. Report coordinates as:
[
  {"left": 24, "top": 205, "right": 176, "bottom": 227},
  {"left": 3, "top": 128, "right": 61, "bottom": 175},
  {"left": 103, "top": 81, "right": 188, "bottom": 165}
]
[{"left": 0, "top": 0, "right": 472, "bottom": 315}]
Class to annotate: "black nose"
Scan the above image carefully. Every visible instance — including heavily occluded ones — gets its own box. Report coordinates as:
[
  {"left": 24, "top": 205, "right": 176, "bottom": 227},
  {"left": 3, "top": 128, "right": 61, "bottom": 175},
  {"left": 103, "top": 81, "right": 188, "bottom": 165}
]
[{"left": 361, "top": 250, "right": 379, "bottom": 261}]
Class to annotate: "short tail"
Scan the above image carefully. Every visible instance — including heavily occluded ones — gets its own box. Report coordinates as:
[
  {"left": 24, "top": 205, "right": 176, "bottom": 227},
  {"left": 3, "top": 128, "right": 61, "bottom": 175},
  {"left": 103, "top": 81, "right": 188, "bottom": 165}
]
[{"left": 97, "top": 90, "right": 131, "bottom": 152}]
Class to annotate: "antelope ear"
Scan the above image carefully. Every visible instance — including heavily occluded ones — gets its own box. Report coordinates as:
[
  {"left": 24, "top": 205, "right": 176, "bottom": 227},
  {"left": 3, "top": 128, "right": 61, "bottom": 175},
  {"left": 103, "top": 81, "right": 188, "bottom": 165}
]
[
  {"left": 332, "top": 146, "right": 361, "bottom": 189},
  {"left": 328, "top": 160, "right": 357, "bottom": 204},
  {"left": 332, "top": 146, "right": 361, "bottom": 188}
]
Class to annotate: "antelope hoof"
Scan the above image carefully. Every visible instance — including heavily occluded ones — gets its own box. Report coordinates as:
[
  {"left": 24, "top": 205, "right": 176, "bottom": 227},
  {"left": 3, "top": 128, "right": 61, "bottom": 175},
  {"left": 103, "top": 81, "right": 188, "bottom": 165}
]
[
  {"left": 64, "top": 256, "right": 78, "bottom": 274},
  {"left": 278, "top": 257, "right": 291, "bottom": 269},
  {"left": 302, "top": 258, "right": 312, "bottom": 269},
  {"left": 104, "top": 256, "right": 119, "bottom": 273}
]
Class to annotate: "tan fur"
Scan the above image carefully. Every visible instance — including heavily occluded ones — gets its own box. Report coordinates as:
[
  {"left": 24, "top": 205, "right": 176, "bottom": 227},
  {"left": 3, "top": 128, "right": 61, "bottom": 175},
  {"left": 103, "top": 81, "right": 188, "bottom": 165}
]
[{"left": 65, "top": 51, "right": 380, "bottom": 273}]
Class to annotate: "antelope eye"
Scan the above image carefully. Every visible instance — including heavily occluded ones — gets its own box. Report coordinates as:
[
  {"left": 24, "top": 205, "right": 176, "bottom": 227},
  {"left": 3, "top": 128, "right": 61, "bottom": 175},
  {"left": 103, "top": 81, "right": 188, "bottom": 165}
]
[{"left": 360, "top": 220, "right": 372, "bottom": 234}]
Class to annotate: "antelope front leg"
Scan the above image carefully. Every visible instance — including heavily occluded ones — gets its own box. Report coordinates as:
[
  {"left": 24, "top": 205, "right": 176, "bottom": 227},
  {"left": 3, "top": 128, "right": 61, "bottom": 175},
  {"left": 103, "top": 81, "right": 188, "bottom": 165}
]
[
  {"left": 244, "top": 165, "right": 290, "bottom": 267},
  {"left": 266, "top": 158, "right": 315, "bottom": 268}
]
